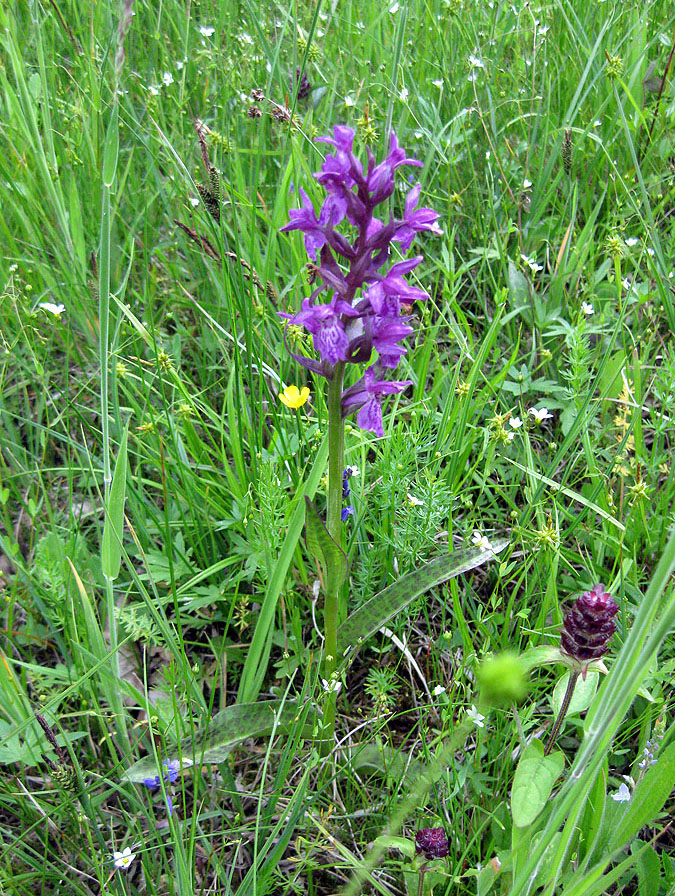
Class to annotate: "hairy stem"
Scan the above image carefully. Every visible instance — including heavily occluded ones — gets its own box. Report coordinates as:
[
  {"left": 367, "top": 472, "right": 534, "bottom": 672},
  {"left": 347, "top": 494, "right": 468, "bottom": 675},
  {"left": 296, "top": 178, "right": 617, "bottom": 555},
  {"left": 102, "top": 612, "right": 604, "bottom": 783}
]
[{"left": 544, "top": 670, "right": 579, "bottom": 756}]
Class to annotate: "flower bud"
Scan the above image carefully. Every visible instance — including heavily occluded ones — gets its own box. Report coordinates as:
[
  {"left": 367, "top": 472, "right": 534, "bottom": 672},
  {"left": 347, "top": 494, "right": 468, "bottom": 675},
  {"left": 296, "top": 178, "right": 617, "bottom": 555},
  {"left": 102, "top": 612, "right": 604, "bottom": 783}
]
[{"left": 415, "top": 826, "right": 449, "bottom": 860}]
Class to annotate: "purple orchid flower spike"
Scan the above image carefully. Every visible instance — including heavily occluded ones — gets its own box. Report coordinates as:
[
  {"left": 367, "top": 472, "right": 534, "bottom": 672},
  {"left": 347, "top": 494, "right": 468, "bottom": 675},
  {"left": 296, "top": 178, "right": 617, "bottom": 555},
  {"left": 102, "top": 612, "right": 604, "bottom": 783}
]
[{"left": 280, "top": 126, "right": 440, "bottom": 437}]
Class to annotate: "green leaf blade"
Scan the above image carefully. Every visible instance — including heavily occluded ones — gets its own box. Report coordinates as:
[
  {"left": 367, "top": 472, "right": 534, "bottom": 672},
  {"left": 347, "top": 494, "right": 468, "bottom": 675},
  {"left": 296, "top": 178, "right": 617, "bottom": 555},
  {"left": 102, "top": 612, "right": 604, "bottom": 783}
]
[
  {"left": 101, "top": 424, "right": 129, "bottom": 580},
  {"left": 337, "top": 539, "right": 508, "bottom": 658},
  {"left": 511, "top": 741, "right": 565, "bottom": 828}
]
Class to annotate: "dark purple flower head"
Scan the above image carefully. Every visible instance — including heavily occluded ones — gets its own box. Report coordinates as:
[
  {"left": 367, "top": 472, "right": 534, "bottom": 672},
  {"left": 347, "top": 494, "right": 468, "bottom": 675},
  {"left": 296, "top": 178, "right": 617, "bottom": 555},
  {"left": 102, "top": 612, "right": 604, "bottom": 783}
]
[
  {"left": 415, "top": 826, "right": 449, "bottom": 860},
  {"left": 280, "top": 125, "right": 440, "bottom": 436},
  {"left": 561, "top": 584, "right": 618, "bottom": 669}
]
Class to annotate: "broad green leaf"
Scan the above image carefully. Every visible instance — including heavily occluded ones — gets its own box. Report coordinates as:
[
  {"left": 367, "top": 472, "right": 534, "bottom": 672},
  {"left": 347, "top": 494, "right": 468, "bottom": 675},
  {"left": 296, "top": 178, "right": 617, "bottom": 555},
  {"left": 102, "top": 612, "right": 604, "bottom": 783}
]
[
  {"left": 634, "top": 840, "right": 661, "bottom": 896},
  {"left": 101, "top": 423, "right": 129, "bottom": 580},
  {"left": 520, "top": 645, "right": 567, "bottom": 670},
  {"left": 304, "top": 497, "right": 348, "bottom": 590},
  {"left": 124, "top": 700, "right": 314, "bottom": 782},
  {"left": 511, "top": 740, "right": 565, "bottom": 828},
  {"left": 609, "top": 741, "right": 675, "bottom": 852},
  {"left": 337, "top": 539, "right": 508, "bottom": 658},
  {"left": 553, "top": 671, "right": 598, "bottom": 718},
  {"left": 373, "top": 835, "right": 415, "bottom": 858}
]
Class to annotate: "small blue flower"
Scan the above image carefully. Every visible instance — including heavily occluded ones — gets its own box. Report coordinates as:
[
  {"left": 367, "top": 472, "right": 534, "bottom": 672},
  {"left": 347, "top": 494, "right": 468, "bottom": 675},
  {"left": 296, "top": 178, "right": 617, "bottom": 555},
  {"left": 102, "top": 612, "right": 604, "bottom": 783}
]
[{"left": 140, "top": 759, "right": 180, "bottom": 815}]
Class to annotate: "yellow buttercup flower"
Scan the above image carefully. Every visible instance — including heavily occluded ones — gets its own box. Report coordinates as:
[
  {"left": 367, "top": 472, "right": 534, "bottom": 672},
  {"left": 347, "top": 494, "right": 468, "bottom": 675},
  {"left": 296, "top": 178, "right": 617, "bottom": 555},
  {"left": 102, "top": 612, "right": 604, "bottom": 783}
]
[{"left": 279, "top": 385, "right": 310, "bottom": 409}]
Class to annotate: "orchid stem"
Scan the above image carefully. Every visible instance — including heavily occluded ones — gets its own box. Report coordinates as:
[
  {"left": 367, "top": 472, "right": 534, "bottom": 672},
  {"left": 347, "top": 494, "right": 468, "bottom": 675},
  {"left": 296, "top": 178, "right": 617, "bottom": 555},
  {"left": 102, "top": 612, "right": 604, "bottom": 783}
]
[{"left": 322, "top": 362, "right": 345, "bottom": 752}]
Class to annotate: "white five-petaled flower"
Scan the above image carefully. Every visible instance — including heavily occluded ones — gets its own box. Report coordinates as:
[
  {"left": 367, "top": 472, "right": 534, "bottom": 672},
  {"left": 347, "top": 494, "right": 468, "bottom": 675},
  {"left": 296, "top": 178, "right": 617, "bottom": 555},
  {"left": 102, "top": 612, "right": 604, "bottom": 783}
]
[
  {"left": 509, "top": 416, "right": 523, "bottom": 429},
  {"left": 529, "top": 407, "right": 553, "bottom": 423},
  {"left": 467, "top": 704, "right": 486, "bottom": 728},
  {"left": 610, "top": 782, "right": 631, "bottom": 802},
  {"left": 521, "top": 253, "right": 543, "bottom": 274},
  {"left": 625, "top": 237, "right": 639, "bottom": 247},
  {"left": 38, "top": 302, "right": 65, "bottom": 316},
  {"left": 407, "top": 493, "right": 424, "bottom": 507},
  {"left": 471, "top": 530, "right": 493, "bottom": 552},
  {"left": 581, "top": 301, "right": 594, "bottom": 316},
  {"left": 199, "top": 25, "right": 215, "bottom": 36},
  {"left": 522, "top": 178, "right": 532, "bottom": 189},
  {"left": 433, "top": 685, "right": 446, "bottom": 696},
  {"left": 162, "top": 71, "right": 174, "bottom": 86},
  {"left": 468, "top": 54, "right": 485, "bottom": 69},
  {"left": 113, "top": 847, "right": 136, "bottom": 869},
  {"left": 321, "top": 678, "right": 342, "bottom": 696}
]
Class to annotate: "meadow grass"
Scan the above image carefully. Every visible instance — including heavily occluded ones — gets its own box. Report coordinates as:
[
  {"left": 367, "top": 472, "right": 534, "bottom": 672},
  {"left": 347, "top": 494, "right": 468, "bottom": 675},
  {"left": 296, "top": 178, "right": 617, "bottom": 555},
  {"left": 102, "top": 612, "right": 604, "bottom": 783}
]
[{"left": 1, "top": 0, "right": 675, "bottom": 893}]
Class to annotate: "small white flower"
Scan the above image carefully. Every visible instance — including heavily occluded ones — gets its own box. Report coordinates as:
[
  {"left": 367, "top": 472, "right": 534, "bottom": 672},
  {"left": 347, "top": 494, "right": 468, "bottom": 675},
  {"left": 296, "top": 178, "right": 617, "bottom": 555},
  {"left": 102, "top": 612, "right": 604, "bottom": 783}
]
[
  {"left": 199, "top": 25, "right": 215, "bottom": 36},
  {"left": 389, "top": 2, "right": 400, "bottom": 13},
  {"left": 538, "top": 25, "right": 550, "bottom": 35},
  {"left": 471, "top": 530, "right": 493, "bottom": 552},
  {"left": 113, "top": 847, "right": 136, "bottom": 869},
  {"left": 407, "top": 493, "right": 425, "bottom": 507},
  {"left": 162, "top": 71, "right": 174, "bottom": 86},
  {"left": 529, "top": 406, "right": 553, "bottom": 423},
  {"left": 321, "top": 678, "right": 342, "bottom": 696},
  {"left": 593, "top": 119, "right": 602, "bottom": 128},
  {"left": 344, "top": 94, "right": 356, "bottom": 107},
  {"left": 647, "top": 247, "right": 655, "bottom": 257},
  {"left": 581, "top": 301, "right": 594, "bottom": 316},
  {"left": 432, "top": 79, "right": 444, "bottom": 88},
  {"left": 189, "top": 196, "right": 200, "bottom": 207},
  {"left": 610, "top": 782, "right": 631, "bottom": 802},
  {"left": 467, "top": 704, "right": 486, "bottom": 728},
  {"left": 433, "top": 685, "right": 446, "bottom": 696},
  {"left": 148, "top": 84, "right": 160, "bottom": 96},
  {"left": 509, "top": 416, "right": 523, "bottom": 429},
  {"left": 523, "top": 178, "right": 532, "bottom": 189},
  {"left": 398, "top": 87, "right": 409, "bottom": 101},
  {"left": 345, "top": 465, "right": 360, "bottom": 477},
  {"left": 521, "top": 253, "right": 543, "bottom": 274},
  {"left": 625, "top": 237, "right": 639, "bottom": 247},
  {"left": 38, "top": 302, "right": 65, "bottom": 316},
  {"left": 468, "top": 54, "right": 485, "bottom": 69}
]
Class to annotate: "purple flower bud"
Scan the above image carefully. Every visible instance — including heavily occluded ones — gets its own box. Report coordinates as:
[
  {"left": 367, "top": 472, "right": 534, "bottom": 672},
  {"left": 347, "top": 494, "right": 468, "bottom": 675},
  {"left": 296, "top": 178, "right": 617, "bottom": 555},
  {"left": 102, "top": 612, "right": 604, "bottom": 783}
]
[
  {"left": 341, "top": 366, "right": 412, "bottom": 437},
  {"left": 415, "top": 826, "right": 449, "bottom": 860},
  {"left": 560, "top": 584, "right": 618, "bottom": 666}
]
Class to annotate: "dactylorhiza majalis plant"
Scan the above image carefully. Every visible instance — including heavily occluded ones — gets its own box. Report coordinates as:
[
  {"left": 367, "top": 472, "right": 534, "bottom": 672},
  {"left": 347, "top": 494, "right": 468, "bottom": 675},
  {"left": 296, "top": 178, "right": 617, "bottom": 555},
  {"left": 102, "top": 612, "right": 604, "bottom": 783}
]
[{"left": 280, "top": 125, "right": 440, "bottom": 739}]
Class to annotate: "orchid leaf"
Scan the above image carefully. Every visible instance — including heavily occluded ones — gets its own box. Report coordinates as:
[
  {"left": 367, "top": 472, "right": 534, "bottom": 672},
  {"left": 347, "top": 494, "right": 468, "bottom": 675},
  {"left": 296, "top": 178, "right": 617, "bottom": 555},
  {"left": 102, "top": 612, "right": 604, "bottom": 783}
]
[
  {"left": 304, "top": 496, "right": 348, "bottom": 590},
  {"left": 337, "top": 539, "right": 508, "bottom": 659},
  {"left": 124, "top": 699, "right": 315, "bottom": 783}
]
